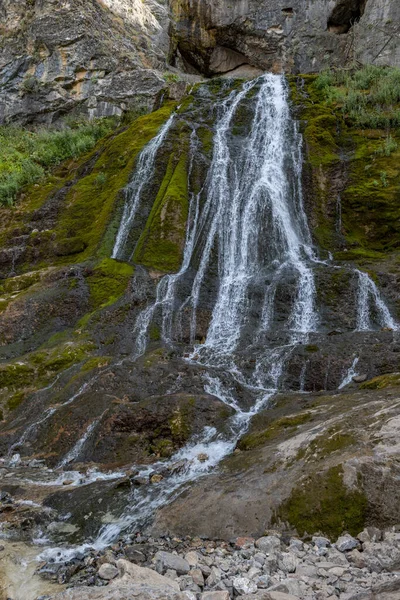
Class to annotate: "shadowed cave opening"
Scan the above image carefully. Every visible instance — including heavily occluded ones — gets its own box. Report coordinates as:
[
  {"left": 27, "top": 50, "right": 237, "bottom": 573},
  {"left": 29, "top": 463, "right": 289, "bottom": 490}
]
[{"left": 328, "top": 0, "right": 367, "bottom": 34}]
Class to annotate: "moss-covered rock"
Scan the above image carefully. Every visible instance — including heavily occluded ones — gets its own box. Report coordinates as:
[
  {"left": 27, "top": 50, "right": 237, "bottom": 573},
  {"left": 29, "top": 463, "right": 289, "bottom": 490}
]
[
  {"left": 276, "top": 465, "right": 367, "bottom": 539},
  {"left": 86, "top": 258, "right": 134, "bottom": 309},
  {"left": 238, "top": 412, "right": 313, "bottom": 451},
  {"left": 133, "top": 142, "right": 189, "bottom": 272}
]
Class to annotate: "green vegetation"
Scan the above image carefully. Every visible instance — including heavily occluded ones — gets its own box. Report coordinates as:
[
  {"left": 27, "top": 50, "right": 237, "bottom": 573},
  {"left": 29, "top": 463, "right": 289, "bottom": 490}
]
[
  {"left": 0, "top": 340, "right": 95, "bottom": 394},
  {"left": 361, "top": 372, "right": 400, "bottom": 390},
  {"left": 277, "top": 465, "right": 367, "bottom": 538},
  {"left": 163, "top": 72, "right": 180, "bottom": 84},
  {"left": 134, "top": 142, "right": 189, "bottom": 272},
  {"left": 315, "top": 65, "right": 400, "bottom": 128},
  {"left": 290, "top": 67, "right": 400, "bottom": 256},
  {"left": 298, "top": 429, "right": 355, "bottom": 461},
  {"left": 52, "top": 102, "right": 176, "bottom": 264},
  {"left": 86, "top": 258, "right": 134, "bottom": 309},
  {"left": 238, "top": 412, "right": 313, "bottom": 451},
  {"left": 0, "top": 119, "right": 117, "bottom": 205}
]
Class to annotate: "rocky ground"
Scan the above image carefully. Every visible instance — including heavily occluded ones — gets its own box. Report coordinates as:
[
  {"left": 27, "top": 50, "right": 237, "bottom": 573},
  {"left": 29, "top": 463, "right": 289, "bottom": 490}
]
[{"left": 3, "top": 528, "right": 400, "bottom": 600}]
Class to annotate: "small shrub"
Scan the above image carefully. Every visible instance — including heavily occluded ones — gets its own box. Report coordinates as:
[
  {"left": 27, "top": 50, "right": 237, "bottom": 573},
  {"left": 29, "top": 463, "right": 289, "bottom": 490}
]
[
  {"left": 95, "top": 172, "right": 107, "bottom": 189},
  {"left": 21, "top": 75, "right": 40, "bottom": 94},
  {"left": 376, "top": 135, "right": 398, "bottom": 156},
  {"left": 163, "top": 72, "right": 180, "bottom": 84},
  {"left": 380, "top": 171, "right": 388, "bottom": 187},
  {"left": 315, "top": 65, "right": 400, "bottom": 130}
]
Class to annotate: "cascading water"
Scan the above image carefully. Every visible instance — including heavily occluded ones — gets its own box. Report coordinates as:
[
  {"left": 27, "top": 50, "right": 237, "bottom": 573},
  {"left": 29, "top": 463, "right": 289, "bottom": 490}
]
[
  {"left": 338, "top": 356, "right": 360, "bottom": 390},
  {"left": 44, "top": 74, "right": 322, "bottom": 557},
  {"left": 356, "top": 269, "right": 398, "bottom": 331},
  {"left": 34, "top": 74, "right": 399, "bottom": 561},
  {"left": 112, "top": 114, "right": 175, "bottom": 260}
]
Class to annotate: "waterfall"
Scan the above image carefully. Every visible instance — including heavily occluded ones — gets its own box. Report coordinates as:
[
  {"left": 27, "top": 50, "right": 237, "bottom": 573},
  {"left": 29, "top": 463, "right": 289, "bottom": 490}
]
[
  {"left": 38, "top": 74, "right": 399, "bottom": 561},
  {"left": 80, "top": 73, "right": 320, "bottom": 551},
  {"left": 112, "top": 114, "right": 175, "bottom": 259},
  {"left": 356, "top": 269, "right": 398, "bottom": 331}
]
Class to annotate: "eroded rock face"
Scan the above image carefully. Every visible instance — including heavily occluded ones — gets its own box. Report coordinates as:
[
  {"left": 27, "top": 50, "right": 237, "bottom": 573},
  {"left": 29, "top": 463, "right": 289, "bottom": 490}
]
[
  {"left": 0, "top": 0, "right": 168, "bottom": 124},
  {"left": 170, "top": 0, "right": 400, "bottom": 75}
]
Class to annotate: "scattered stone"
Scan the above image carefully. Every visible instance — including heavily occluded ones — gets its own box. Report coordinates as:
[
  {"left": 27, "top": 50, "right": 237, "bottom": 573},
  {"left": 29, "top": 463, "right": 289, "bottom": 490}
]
[
  {"left": 154, "top": 551, "right": 190, "bottom": 575},
  {"left": 353, "top": 374, "right": 367, "bottom": 383},
  {"left": 312, "top": 536, "right": 330, "bottom": 548},
  {"left": 255, "top": 536, "right": 281, "bottom": 554},
  {"left": 62, "top": 480, "right": 74, "bottom": 486},
  {"left": 336, "top": 535, "right": 359, "bottom": 552},
  {"left": 98, "top": 563, "right": 118, "bottom": 580},
  {"left": 232, "top": 576, "right": 258, "bottom": 595},
  {"left": 357, "top": 527, "right": 382, "bottom": 543},
  {"left": 197, "top": 453, "right": 209, "bottom": 462},
  {"left": 116, "top": 558, "right": 180, "bottom": 591},
  {"left": 150, "top": 474, "right": 164, "bottom": 484},
  {"left": 206, "top": 566, "right": 222, "bottom": 586},
  {"left": 123, "top": 545, "right": 146, "bottom": 563},
  {"left": 190, "top": 568, "right": 205, "bottom": 587},
  {"left": 185, "top": 551, "right": 200, "bottom": 567},
  {"left": 201, "top": 592, "right": 230, "bottom": 600},
  {"left": 234, "top": 537, "right": 255, "bottom": 549},
  {"left": 278, "top": 552, "right": 297, "bottom": 573}
]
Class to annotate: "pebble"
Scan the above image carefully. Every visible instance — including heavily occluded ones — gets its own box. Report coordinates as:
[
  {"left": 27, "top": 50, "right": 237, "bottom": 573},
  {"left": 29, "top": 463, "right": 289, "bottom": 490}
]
[{"left": 97, "top": 563, "right": 118, "bottom": 580}]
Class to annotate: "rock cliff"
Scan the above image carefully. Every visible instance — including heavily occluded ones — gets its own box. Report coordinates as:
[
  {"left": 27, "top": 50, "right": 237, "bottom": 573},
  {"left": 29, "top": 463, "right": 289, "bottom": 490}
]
[
  {"left": 170, "top": 0, "right": 400, "bottom": 76},
  {"left": 0, "top": 0, "right": 169, "bottom": 123},
  {"left": 1, "top": 0, "right": 400, "bottom": 123}
]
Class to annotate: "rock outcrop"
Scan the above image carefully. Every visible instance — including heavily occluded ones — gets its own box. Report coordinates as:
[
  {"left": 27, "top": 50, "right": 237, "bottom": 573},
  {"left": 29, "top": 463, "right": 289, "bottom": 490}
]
[
  {"left": 1, "top": 1, "right": 400, "bottom": 123},
  {"left": 0, "top": 0, "right": 169, "bottom": 124},
  {"left": 170, "top": 0, "right": 400, "bottom": 75}
]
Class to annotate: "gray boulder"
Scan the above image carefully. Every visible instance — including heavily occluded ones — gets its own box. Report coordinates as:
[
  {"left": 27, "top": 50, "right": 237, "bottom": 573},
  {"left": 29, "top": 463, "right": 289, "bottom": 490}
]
[{"left": 154, "top": 551, "right": 190, "bottom": 575}]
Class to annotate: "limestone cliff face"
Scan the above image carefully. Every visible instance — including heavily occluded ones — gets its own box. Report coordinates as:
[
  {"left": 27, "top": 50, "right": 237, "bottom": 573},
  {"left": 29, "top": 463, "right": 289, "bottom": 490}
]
[
  {"left": 170, "top": 0, "right": 400, "bottom": 75},
  {"left": 0, "top": 0, "right": 169, "bottom": 124},
  {"left": 1, "top": 0, "right": 399, "bottom": 123}
]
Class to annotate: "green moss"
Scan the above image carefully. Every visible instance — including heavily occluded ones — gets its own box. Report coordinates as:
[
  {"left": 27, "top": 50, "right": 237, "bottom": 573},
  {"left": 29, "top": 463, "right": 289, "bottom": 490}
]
[
  {"left": 54, "top": 103, "right": 176, "bottom": 263},
  {"left": 0, "top": 363, "right": 35, "bottom": 389},
  {"left": 302, "top": 429, "right": 356, "bottom": 461},
  {"left": 276, "top": 465, "right": 367, "bottom": 539},
  {"left": 41, "top": 342, "right": 94, "bottom": 372},
  {"left": 80, "top": 356, "right": 112, "bottom": 373},
  {"left": 290, "top": 72, "right": 400, "bottom": 256},
  {"left": 87, "top": 258, "right": 134, "bottom": 309},
  {"left": 169, "top": 406, "right": 191, "bottom": 443},
  {"left": 361, "top": 372, "right": 400, "bottom": 390},
  {"left": 7, "top": 391, "right": 26, "bottom": 411},
  {"left": 134, "top": 144, "right": 189, "bottom": 273},
  {"left": 238, "top": 412, "right": 313, "bottom": 451},
  {"left": 150, "top": 438, "right": 175, "bottom": 458},
  {"left": 0, "top": 340, "right": 95, "bottom": 394},
  {"left": 305, "top": 345, "right": 319, "bottom": 353},
  {"left": 149, "top": 324, "right": 161, "bottom": 341},
  {"left": 0, "top": 271, "right": 41, "bottom": 294}
]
